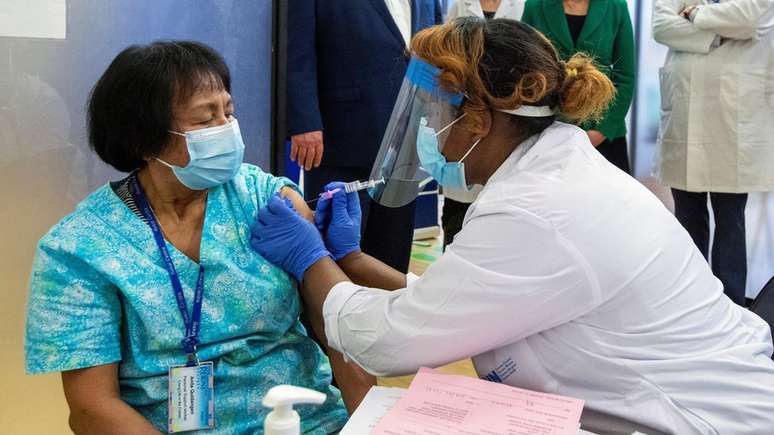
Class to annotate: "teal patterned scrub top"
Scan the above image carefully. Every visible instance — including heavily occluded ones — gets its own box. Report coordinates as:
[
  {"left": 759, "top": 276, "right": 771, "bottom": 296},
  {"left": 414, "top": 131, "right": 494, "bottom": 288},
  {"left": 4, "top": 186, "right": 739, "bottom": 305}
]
[{"left": 25, "top": 164, "right": 347, "bottom": 434}]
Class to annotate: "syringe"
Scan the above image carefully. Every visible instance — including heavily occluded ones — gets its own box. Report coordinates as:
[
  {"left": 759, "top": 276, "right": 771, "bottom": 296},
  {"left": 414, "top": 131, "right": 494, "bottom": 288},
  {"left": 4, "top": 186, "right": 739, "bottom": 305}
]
[{"left": 307, "top": 178, "right": 386, "bottom": 203}]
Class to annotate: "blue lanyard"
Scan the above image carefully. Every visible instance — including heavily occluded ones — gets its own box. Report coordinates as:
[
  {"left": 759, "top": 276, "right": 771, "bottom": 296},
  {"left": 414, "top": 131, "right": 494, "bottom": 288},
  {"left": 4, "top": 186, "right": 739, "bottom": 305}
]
[{"left": 130, "top": 175, "right": 204, "bottom": 366}]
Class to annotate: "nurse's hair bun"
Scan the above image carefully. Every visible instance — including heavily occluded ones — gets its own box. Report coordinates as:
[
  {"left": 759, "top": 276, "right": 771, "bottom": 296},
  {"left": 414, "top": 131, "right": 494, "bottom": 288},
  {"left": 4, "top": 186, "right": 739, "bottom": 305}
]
[
  {"left": 559, "top": 53, "right": 616, "bottom": 124},
  {"left": 411, "top": 17, "right": 615, "bottom": 135}
]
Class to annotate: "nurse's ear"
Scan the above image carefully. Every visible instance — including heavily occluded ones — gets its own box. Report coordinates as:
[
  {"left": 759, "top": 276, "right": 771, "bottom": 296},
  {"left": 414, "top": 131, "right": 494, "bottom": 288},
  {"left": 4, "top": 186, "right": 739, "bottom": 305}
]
[
  {"left": 455, "top": 106, "right": 493, "bottom": 145},
  {"left": 444, "top": 106, "right": 492, "bottom": 160},
  {"left": 457, "top": 103, "right": 492, "bottom": 138}
]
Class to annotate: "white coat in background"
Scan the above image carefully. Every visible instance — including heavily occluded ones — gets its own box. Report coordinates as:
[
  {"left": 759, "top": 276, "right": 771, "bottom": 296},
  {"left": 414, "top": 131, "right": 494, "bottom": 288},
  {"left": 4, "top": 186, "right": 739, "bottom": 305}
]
[
  {"left": 323, "top": 122, "right": 774, "bottom": 434},
  {"left": 446, "top": 0, "right": 526, "bottom": 22},
  {"left": 653, "top": 0, "right": 774, "bottom": 193}
]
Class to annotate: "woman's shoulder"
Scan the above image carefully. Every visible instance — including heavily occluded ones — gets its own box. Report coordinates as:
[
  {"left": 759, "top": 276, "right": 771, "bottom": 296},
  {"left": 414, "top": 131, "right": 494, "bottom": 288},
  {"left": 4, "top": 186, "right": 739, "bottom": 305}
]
[
  {"left": 521, "top": 0, "right": 539, "bottom": 12},
  {"left": 236, "top": 162, "right": 268, "bottom": 179},
  {"left": 38, "top": 184, "right": 120, "bottom": 252},
  {"left": 608, "top": 0, "right": 630, "bottom": 8},
  {"left": 522, "top": 0, "right": 550, "bottom": 10},
  {"left": 447, "top": 0, "right": 468, "bottom": 15},
  {"left": 521, "top": 0, "right": 548, "bottom": 22},
  {"left": 605, "top": 0, "right": 632, "bottom": 16},
  {"left": 232, "top": 163, "right": 298, "bottom": 194},
  {"left": 226, "top": 163, "right": 300, "bottom": 211}
]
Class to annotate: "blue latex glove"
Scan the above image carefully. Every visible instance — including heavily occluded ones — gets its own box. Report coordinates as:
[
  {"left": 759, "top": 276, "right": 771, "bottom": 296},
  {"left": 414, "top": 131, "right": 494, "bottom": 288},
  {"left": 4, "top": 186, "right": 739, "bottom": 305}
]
[
  {"left": 249, "top": 193, "right": 330, "bottom": 281},
  {"left": 313, "top": 181, "right": 345, "bottom": 231},
  {"left": 314, "top": 182, "right": 362, "bottom": 260}
]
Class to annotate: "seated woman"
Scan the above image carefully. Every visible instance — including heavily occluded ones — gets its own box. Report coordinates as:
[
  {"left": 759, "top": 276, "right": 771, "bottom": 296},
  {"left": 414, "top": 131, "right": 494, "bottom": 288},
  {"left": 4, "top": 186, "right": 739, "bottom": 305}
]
[{"left": 24, "top": 41, "right": 357, "bottom": 434}]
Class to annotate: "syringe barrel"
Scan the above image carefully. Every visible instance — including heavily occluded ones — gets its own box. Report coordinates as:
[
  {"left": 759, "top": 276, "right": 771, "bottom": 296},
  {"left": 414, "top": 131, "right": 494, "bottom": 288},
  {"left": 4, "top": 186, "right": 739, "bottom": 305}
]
[
  {"left": 343, "top": 178, "right": 384, "bottom": 194},
  {"left": 343, "top": 181, "right": 362, "bottom": 193}
]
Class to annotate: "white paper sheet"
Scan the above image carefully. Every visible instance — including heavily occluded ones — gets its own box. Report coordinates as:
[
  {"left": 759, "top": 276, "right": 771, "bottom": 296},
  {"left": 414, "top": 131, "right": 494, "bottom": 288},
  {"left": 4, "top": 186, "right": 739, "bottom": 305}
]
[
  {"left": 339, "top": 386, "right": 407, "bottom": 435},
  {"left": 0, "top": 0, "right": 66, "bottom": 39}
]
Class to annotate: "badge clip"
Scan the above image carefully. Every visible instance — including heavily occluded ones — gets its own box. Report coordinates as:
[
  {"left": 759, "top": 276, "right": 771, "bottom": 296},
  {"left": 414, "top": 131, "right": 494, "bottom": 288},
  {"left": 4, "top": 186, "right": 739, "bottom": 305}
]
[{"left": 186, "top": 348, "right": 200, "bottom": 367}]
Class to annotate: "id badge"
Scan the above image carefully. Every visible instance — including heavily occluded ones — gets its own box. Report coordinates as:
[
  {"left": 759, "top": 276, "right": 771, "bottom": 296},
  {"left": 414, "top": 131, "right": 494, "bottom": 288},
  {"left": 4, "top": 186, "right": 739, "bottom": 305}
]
[{"left": 168, "top": 362, "right": 214, "bottom": 433}]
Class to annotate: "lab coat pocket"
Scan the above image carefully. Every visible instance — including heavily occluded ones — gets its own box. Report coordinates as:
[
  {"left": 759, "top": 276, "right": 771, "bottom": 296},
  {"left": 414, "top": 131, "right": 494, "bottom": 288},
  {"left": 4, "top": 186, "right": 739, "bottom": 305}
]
[
  {"left": 658, "top": 66, "right": 673, "bottom": 114},
  {"left": 737, "top": 68, "right": 767, "bottom": 110},
  {"left": 736, "top": 67, "right": 770, "bottom": 140},
  {"left": 736, "top": 67, "right": 774, "bottom": 187}
]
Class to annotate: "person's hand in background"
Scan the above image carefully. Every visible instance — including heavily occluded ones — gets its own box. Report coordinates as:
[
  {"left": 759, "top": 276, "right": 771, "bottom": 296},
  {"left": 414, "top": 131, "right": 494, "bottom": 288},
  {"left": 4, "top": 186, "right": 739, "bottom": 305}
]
[
  {"left": 249, "top": 194, "right": 330, "bottom": 281},
  {"left": 315, "top": 182, "right": 362, "bottom": 260},
  {"left": 587, "top": 130, "right": 607, "bottom": 147},
  {"left": 680, "top": 5, "right": 699, "bottom": 20},
  {"left": 290, "top": 130, "right": 324, "bottom": 171}
]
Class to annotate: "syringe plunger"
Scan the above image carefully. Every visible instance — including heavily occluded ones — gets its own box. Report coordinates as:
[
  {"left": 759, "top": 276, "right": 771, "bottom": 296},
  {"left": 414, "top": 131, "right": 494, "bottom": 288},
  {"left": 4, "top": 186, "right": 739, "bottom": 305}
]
[{"left": 343, "top": 177, "right": 385, "bottom": 193}]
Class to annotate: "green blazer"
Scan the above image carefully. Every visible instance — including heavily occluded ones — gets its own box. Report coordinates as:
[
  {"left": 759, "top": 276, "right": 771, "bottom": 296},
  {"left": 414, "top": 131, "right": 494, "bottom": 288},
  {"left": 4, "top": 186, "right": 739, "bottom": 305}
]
[{"left": 522, "top": 0, "right": 635, "bottom": 140}]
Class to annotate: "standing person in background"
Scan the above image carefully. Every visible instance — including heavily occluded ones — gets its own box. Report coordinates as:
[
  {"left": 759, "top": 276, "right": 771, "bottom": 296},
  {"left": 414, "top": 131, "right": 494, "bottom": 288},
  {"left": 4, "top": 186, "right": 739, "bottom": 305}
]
[
  {"left": 446, "top": 0, "right": 526, "bottom": 20},
  {"left": 287, "top": 0, "right": 443, "bottom": 272},
  {"left": 522, "top": 0, "right": 635, "bottom": 174},
  {"left": 442, "top": 0, "right": 526, "bottom": 248},
  {"left": 653, "top": 0, "right": 774, "bottom": 306}
]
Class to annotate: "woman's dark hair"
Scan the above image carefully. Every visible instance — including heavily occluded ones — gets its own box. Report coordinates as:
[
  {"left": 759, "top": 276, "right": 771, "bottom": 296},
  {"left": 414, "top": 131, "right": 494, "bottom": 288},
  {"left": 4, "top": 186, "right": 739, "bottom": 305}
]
[
  {"left": 88, "top": 40, "right": 231, "bottom": 172},
  {"left": 411, "top": 17, "right": 615, "bottom": 139}
]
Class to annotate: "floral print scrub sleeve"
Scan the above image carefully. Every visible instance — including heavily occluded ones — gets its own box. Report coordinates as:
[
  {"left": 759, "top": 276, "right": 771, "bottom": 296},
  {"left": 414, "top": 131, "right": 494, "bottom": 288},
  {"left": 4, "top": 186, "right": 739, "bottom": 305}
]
[{"left": 26, "top": 222, "right": 122, "bottom": 374}]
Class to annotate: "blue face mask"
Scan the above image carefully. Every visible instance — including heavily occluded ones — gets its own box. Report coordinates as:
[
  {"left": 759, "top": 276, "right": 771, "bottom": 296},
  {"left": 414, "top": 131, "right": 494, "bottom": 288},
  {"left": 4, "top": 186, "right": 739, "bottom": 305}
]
[
  {"left": 157, "top": 118, "right": 245, "bottom": 190},
  {"left": 416, "top": 116, "right": 481, "bottom": 190}
]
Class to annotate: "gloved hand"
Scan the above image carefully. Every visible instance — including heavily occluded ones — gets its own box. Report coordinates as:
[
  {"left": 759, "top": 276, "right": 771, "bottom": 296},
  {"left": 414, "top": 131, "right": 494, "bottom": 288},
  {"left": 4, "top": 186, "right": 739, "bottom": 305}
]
[
  {"left": 314, "top": 182, "right": 362, "bottom": 260},
  {"left": 313, "top": 181, "right": 344, "bottom": 231},
  {"left": 249, "top": 193, "right": 330, "bottom": 281}
]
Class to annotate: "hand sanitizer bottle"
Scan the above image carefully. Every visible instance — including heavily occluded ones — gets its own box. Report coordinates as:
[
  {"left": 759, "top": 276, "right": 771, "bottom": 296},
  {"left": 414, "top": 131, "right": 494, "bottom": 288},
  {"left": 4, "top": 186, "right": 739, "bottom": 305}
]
[{"left": 263, "top": 385, "right": 327, "bottom": 435}]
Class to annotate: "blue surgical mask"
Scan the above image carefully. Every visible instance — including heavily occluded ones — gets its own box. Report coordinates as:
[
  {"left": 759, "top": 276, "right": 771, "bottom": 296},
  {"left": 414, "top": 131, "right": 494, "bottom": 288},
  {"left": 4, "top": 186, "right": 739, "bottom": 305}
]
[
  {"left": 157, "top": 117, "right": 245, "bottom": 190},
  {"left": 416, "top": 116, "right": 481, "bottom": 190}
]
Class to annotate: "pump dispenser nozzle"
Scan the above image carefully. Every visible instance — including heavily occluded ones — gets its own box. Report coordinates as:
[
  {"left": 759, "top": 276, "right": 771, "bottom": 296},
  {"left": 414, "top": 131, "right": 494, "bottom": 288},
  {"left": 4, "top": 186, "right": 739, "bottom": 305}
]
[{"left": 263, "top": 385, "right": 327, "bottom": 435}]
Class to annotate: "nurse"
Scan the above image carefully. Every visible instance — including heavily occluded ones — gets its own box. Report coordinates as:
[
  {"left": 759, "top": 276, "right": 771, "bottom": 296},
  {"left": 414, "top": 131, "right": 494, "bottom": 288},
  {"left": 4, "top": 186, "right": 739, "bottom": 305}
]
[
  {"left": 250, "top": 18, "right": 774, "bottom": 434},
  {"left": 25, "top": 41, "right": 360, "bottom": 434}
]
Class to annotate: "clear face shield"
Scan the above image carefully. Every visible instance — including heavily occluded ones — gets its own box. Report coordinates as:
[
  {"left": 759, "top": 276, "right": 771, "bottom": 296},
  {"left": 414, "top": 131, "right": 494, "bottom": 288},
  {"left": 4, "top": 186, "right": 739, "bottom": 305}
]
[{"left": 367, "top": 56, "right": 465, "bottom": 208}]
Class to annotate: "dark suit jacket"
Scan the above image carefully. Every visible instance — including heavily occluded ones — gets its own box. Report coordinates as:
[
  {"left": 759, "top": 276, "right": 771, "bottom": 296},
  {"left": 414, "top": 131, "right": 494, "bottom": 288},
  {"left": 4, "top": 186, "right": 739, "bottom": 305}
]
[{"left": 287, "top": 0, "right": 443, "bottom": 167}]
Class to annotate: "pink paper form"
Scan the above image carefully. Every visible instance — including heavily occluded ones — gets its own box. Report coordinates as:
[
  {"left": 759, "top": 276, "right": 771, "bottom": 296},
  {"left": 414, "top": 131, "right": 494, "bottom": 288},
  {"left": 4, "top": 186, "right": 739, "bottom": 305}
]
[{"left": 373, "top": 368, "right": 584, "bottom": 435}]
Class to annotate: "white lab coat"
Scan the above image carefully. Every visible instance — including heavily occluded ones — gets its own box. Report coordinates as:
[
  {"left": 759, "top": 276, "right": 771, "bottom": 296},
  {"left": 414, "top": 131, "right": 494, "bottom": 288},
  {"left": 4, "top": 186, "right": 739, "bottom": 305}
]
[
  {"left": 446, "top": 0, "right": 525, "bottom": 21},
  {"left": 653, "top": 0, "right": 774, "bottom": 192},
  {"left": 323, "top": 122, "right": 774, "bottom": 434}
]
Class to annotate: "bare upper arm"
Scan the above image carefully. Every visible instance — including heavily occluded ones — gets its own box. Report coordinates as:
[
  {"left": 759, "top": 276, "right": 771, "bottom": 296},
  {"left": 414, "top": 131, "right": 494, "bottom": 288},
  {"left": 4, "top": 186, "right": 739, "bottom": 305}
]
[
  {"left": 62, "top": 363, "right": 121, "bottom": 410},
  {"left": 61, "top": 363, "right": 161, "bottom": 434},
  {"left": 280, "top": 186, "right": 314, "bottom": 223}
]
